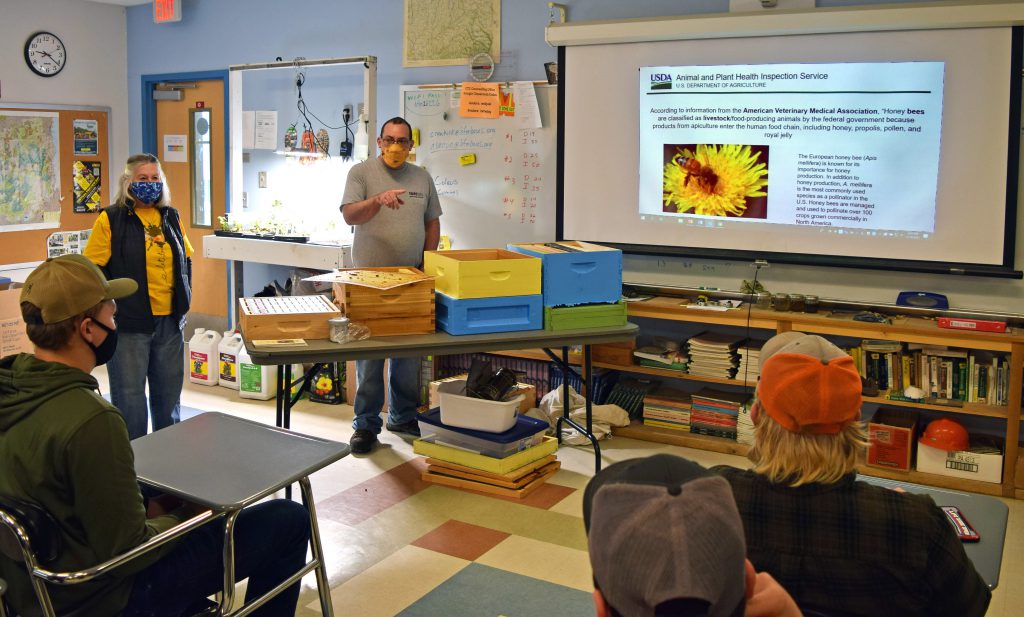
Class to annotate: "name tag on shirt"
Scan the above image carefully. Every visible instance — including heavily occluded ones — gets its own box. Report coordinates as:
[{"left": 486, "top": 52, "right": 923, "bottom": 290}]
[{"left": 407, "top": 191, "right": 426, "bottom": 199}]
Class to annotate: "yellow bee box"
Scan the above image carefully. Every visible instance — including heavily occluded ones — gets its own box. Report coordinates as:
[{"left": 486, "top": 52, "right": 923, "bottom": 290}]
[{"left": 423, "top": 249, "right": 540, "bottom": 299}]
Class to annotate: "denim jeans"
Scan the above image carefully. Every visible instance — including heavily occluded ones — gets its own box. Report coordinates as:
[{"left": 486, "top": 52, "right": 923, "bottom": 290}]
[
  {"left": 352, "top": 357, "right": 420, "bottom": 433},
  {"left": 122, "top": 500, "right": 310, "bottom": 617},
  {"left": 107, "top": 316, "right": 184, "bottom": 440}
]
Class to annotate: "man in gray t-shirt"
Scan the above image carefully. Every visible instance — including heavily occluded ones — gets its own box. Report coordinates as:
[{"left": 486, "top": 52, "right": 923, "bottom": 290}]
[{"left": 340, "top": 116, "right": 442, "bottom": 454}]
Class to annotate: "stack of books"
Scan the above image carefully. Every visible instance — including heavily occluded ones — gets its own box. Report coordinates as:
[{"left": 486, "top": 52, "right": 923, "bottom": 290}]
[
  {"left": 690, "top": 388, "right": 751, "bottom": 440},
  {"left": 633, "top": 344, "right": 689, "bottom": 371},
  {"left": 734, "top": 340, "right": 765, "bottom": 384},
  {"left": 642, "top": 387, "right": 691, "bottom": 432},
  {"left": 605, "top": 378, "right": 657, "bottom": 419},
  {"left": 686, "top": 332, "right": 745, "bottom": 379}
]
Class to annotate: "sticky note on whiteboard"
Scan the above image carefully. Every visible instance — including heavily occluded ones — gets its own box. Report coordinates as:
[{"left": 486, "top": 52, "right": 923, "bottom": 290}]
[
  {"left": 459, "top": 153, "right": 477, "bottom": 166},
  {"left": 412, "top": 128, "right": 420, "bottom": 147}
]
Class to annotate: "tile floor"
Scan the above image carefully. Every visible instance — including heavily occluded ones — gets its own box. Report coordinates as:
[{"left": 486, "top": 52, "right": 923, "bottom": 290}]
[{"left": 117, "top": 370, "right": 1024, "bottom": 617}]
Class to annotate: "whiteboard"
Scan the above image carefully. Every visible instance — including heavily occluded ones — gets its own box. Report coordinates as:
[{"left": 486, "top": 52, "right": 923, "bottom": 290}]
[{"left": 401, "top": 84, "right": 557, "bottom": 250}]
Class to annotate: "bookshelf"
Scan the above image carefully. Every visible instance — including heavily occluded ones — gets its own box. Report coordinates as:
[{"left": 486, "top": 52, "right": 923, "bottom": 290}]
[
  {"left": 468, "top": 298, "right": 1023, "bottom": 496},
  {"left": 612, "top": 297, "right": 1024, "bottom": 498}
]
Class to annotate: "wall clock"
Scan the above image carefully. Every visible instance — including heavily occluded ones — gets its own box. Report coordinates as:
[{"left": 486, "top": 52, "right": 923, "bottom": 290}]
[{"left": 24, "top": 31, "right": 67, "bottom": 77}]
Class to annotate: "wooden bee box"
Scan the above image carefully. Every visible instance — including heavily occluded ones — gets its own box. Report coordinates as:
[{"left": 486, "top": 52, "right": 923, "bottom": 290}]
[
  {"left": 238, "top": 295, "right": 340, "bottom": 341},
  {"left": 332, "top": 267, "right": 435, "bottom": 336}
]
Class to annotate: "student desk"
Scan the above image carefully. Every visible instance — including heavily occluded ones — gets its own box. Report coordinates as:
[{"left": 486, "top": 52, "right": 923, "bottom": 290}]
[
  {"left": 861, "top": 476, "right": 1008, "bottom": 589},
  {"left": 131, "top": 412, "right": 350, "bottom": 616},
  {"left": 244, "top": 323, "right": 640, "bottom": 473}
]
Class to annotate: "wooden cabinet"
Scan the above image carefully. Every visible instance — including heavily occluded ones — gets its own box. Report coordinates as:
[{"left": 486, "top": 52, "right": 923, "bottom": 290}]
[{"left": 609, "top": 297, "right": 1024, "bottom": 498}]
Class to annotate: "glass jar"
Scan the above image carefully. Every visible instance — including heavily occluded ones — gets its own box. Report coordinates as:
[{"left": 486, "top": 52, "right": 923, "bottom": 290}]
[
  {"left": 772, "top": 293, "right": 791, "bottom": 311},
  {"left": 789, "top": 294, "right": 806, "bottom": 312},
  {"left": 755, "top": 291, "right": 772, "bottom": 310},
  {"left": 804, "top": 295, "right": 820, "bottom": 313},
  {"left": 329, "top": 316, "right": 350, "bottom": 343}
]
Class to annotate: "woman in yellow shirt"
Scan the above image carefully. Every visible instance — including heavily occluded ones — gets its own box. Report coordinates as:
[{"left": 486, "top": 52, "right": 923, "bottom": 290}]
[{"left": 84, "top": 154, "right": 193, "bottom": 439}]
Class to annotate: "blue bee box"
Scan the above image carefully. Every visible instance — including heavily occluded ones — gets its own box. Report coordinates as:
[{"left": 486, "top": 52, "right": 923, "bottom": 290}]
[
  {"left": 435, "top": 292, "right": 543, "bottom": 335},
  {"left": 506, "top": 241, "right": 622, "bottom": 307}
]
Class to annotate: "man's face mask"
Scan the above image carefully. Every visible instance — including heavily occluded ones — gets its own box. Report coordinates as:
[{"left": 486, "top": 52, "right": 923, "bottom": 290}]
[
  {"left": 85, "top": 318, "right": 118, "bottom": 366},
  {"left": 380, "top": 136, "right": 411, "bottom": 168},
  {"left": 130, "top": 181, "right": 163, "bottom": 204}
]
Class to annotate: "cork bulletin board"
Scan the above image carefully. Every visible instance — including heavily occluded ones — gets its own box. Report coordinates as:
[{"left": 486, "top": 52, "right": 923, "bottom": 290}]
[{"left": 0, "top": 104, "right": 110, "bottom": 266}]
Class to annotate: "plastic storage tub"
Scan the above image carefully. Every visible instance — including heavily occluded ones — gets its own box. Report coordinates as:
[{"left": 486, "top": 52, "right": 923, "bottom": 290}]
[
  {"left": 436, "top": 379, "right": 525, "bottom": 432},
  {"left": 417, "top": 408, "right": 548, "bottom": 458}
]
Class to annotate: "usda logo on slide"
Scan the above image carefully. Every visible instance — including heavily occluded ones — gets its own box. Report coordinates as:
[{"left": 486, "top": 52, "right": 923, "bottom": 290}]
[{"left": 650, "top": 73, "right": 673, "bottom": 90}]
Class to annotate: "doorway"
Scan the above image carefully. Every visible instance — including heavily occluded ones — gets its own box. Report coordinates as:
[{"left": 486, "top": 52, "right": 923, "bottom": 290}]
[{"left": 142, "top": 71, "right": 230, "bottom": 335}]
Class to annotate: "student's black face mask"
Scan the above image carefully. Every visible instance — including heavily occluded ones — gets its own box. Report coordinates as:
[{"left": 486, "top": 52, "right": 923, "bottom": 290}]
[{"left": 86, "top": 319, "right": 118, "bottom": 366}]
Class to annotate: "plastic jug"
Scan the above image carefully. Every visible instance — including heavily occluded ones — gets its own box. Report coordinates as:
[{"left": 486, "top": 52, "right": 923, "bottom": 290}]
[
  {"left": 218, "top": 331, "right": 244, "bottom": 390},
  {"left": 188, "top": 328, "right": 221, "bottom": 387},
  {"left": 237, "top": 345, "right": 277, "bottom": 400}
]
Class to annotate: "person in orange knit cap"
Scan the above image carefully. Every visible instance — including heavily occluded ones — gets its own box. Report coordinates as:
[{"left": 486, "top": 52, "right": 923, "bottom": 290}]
[{"left": 712, "top": 331, "right": 989, "bottom": 617}]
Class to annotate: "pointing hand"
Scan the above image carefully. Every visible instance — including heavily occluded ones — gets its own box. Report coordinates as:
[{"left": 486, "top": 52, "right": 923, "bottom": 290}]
[{"left": 375, "top": 189, "right": 406, "bottom": 209}]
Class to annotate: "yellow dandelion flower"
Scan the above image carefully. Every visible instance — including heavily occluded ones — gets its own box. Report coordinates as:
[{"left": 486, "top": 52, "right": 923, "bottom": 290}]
[{"left": 663, "top": 144, "right": 768, "bottom": 217}]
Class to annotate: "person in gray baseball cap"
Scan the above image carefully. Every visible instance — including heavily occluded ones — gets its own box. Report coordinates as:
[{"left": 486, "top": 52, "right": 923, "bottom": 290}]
[{"left": 583, "top": 454, "right": 801, "bottom": 617}]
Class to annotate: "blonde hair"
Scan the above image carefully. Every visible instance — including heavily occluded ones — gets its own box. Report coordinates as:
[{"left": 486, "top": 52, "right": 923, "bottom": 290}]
[
  {"left": 748, "top": 404, "right": 868, "bottom": 487},
  {"left": 114, "top": 153, "right": 171, "bottom": 207}
]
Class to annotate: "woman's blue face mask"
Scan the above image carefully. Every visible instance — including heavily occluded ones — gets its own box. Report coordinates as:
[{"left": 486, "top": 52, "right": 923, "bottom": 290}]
[{"left": 130, "top": 181, "right": 163, "bottom": 204}]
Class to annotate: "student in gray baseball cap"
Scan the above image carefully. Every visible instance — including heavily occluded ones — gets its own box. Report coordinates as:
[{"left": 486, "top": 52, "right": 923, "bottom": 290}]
[{"left": 583, "top": 454, "right": 801, "bottom": 617}]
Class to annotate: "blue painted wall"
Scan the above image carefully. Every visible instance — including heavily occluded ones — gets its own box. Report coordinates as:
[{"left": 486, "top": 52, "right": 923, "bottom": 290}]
[{"left": 124, "top": 0, "right": 928, "bottom": 159}]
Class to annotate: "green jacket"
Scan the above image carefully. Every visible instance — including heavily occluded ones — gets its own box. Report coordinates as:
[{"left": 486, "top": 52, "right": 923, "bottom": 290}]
[{"left": 0, "top": 353, "right": 185, "bottom": 616}]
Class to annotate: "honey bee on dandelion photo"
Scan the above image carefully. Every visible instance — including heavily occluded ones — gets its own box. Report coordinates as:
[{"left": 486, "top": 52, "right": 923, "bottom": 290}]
[{"left": 662, "top": 144, "right": 769, "bottom": 218}]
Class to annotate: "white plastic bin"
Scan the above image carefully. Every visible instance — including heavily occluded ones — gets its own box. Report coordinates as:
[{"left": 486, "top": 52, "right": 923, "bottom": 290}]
[
  {"left": 417, "top": 408, "right": 548, "bottom": 458},
  {"left": 437, "top": 379, "right": 524, "bottom": 433}
]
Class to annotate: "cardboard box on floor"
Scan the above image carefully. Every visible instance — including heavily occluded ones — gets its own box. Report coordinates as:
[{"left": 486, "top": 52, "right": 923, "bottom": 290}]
[{"left": 0, "top": 284, "right": 31, "bottom": 356}]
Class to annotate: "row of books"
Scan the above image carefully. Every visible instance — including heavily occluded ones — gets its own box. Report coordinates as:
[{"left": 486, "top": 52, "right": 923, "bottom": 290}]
[
  {"left": 633, "top": 333, "right": 764, "bottom": 381},
  {"left": 851, "top": 341, "right": 1010, "bottom": 405},
  {"left": 642, "top": 387, "right": 752, "bottom": 442},
  {"left": 642, "top": 387, "right": 691, "bottom": 432}
]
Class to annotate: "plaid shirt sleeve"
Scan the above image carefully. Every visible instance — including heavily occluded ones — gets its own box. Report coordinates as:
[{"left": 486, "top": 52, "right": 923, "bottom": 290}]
[{"left": 921, "top": 501, "right": 991, "bottom": 617}]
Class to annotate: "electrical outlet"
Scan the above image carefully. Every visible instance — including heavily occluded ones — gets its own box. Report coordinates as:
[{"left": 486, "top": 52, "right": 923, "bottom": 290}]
[
  {"left": 242, "top": 192, "right": 248, "bottom": 210},
  {"left": 258, "top": 171, "right": 267, "bottom": 188},
  {"left": 343, "top": 104, "right": 353, "bottom": 123}
]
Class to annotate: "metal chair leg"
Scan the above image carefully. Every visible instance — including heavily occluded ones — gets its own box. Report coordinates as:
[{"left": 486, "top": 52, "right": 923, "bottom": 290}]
[
  {"left": 221, "top": 510, "right": 240, "bottom": 614},
  {"left": 299, "top": 477, "right": 334, "bottom": 617}
]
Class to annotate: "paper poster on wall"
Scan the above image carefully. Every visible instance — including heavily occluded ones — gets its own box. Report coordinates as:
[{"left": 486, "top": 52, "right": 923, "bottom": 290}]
[
  {"left": 512, "top": 82, "right": 542, "bottom": 128},
  {"left": 46, "top": 230, "right": 89, "bottom": 258},
  {"left": 73, "top": 161, "right": 102, "bottom": 213},
  {"left": 254, "top": 111, "right": 278, "bottom": 149},
  {"left": 403, "top": 0, "right": 500, "bottom": 67},
  {"left": 459, "top": 82, "right": 500, "bottom": 118},
  {"left": 73, "top": 119, "right": 99, "bottom": 155},
  {"left": 163, "top": 134, "right": 187, "bottom": 162},
  {"left": 0, "top": 110, "right": 61, "bottom": 232}
]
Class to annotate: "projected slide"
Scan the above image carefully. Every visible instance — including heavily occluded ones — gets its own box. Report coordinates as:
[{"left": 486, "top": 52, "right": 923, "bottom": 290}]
[{"left": 639, "top": 62, "right": 945, "bottom": 234}]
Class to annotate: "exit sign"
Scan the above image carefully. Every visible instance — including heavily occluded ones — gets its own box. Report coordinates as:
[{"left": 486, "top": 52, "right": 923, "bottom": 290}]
[{"left": 154, "top": 0, "right": 181, "bottom": 23}]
